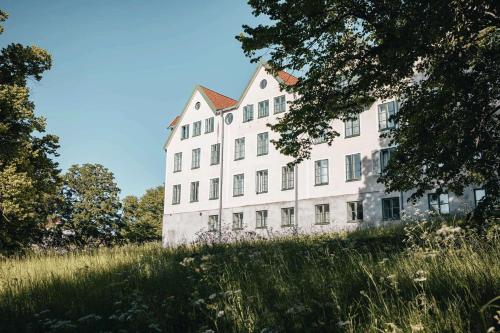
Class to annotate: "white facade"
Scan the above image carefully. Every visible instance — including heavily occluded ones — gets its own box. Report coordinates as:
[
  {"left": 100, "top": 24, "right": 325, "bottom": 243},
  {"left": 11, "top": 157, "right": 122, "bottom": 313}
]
[{"left": 162, "top": 64, "right": 479, "bottom": 246}]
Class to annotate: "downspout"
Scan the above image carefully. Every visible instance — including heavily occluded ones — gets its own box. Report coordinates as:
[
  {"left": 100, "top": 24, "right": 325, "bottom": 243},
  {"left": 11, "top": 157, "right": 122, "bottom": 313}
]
[
  {"left": 218, "top": 110, "right": 225, "bottom": 241},
  {"left": 294, "top": 163, "right": 299, "bottom": 235}
]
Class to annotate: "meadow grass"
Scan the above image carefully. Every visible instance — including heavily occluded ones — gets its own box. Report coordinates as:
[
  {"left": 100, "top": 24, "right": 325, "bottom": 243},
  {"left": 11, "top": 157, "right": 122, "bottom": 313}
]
[{"left": 0, "top": 223, "right": 499, "bottom": 332}]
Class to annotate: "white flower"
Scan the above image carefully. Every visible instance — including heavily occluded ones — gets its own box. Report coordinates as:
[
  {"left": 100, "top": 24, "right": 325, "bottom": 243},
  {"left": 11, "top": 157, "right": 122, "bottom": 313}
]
[
  {"left": 217, "top": 310, "right": 225, "bottom": 318},
  {"left": 411, "top": 323, "right": 424, "bottom": 332}
]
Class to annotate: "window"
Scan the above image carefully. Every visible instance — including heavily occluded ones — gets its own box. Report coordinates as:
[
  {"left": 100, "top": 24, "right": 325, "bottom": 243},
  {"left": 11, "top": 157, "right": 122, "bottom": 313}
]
[
  {"left": 274, "top": 95, "right": 286, "bottom": 114},
  {"left": 315, "top": 204, "right": 330, "bottom": 224},
  {"left": 193, "top": 121, "right": 201, "bottom": 136},
  {"left": 282, "top": 165, "right": 294, "bottom": 190},
  {"left": 474, "top": 189, "right": 486, "bottom": 207},
  {"left": 378, "top": 101, "right": 396, "bottom": 131},
  {"left": 234, "top": 137, "right": 245, "bottom": 160},
  {"left": 345, "top": 153, "right": 362, "bottom": 181},
  {"left": 172, "top": 184, "right": 181, "bottom": 204},
  {"left": 345, "top": 115, "right": 360, "bottom": 137},
  {"left": 208, "top": 215, "right": 219, "bottom": 231},
  {"left": 258, "top": 100, "right": 269, "bottom": 118},
  {"left": 243, "top": 105, "right": 254, "bottom": 122},
  {"left": 312, "top": 134, "right": 327, "bottom": 144},
  {"left": 257, "top": 132, "right": 269, "bottom": 156},
  {"left": 428, "top": 193, "right": 450, "bottom": 214},
  {"left": 205, "top": 117, "right": 214, "bottom": 133},
  {"left": 195, "top": 101, "right": 201, "bottom": 110},
  {"left": 256, "top": 170, "right": 268, "bottom": 194},
  {"left": 260, "top": 79, "right": 267, "bottom": 89},
  {"left": 173, "top": 152, "right": 182, "bottom": 172},
  {"left": 233, "top": 174, "right": 244, "bottom": 196},
  {"left": 315, "top": 159, "right": 329, "bottom": 185},
  {"left": 232, "top": 212, "right": 243, "bottom": 230},
  {"left": 380, "top": 148, "right": 396, "bottom": 173},
  {"left": 191, "top": 148, "right": 200, "bottom": 169},
  {"left": 347, "top": 201, "right": 363, "bottom": 222},
  {"left": 181, "top": 124, "right": 189, "bottom": 139},
  {"left": 209, "top": 178, "right": 219, "bottom": 200},
  {"left": 190, "top": 181, "right": 199, "bottom": 202},
  {"left": 382, "top": 197, "right": 400, "bottom": 220},
  {"left": 210, "top": 143, "right": 220, "bottom": 165},
  {"left": 281, "top": 207, "right": 295, "bottom": 227},
  {"left": 256, "top": 210, "right": 268, "bottom": 229}
]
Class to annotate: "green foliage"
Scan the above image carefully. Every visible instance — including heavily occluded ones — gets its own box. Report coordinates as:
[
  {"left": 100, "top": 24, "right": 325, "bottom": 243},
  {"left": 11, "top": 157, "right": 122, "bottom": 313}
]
[
  {"left": 58, "top": 164, "right": 122, "bottom": 247},
  {"left": 0, "top": 222, "right": 498, "bottom": 332},
  {"left": 0, "top": 9, "right": 60, "bottom": 252},
  {"left": 122, "top": 185, "right": 164, "bottom": 243},
  {"left": 236, "top": 0, "right": 500, "bottom": 217}
]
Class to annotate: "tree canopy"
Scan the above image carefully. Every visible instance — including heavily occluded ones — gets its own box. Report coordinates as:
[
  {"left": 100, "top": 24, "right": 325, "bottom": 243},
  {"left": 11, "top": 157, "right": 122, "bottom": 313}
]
[
  {"left": 237, "top": 0, "right": 499, "bottom": 216},
  {"left": 0, "top": 10, "right": 60, "bottom": 252}
]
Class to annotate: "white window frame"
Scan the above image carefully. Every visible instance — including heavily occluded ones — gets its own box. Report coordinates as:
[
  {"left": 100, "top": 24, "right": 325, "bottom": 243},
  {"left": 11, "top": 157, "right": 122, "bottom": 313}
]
[
  {"left": 190, "top": 181, "right": 199, "bottom": 202},
  {"left": 315, "top": 204, "right": 330, "bottom": 224},
  {"left": 209, "top": 178, "right": 219, "bottom": 200},
  {"left": 474, "top": 189, "right": 486, "bottom": 207},
  {"left": 205, "top": 117, "right": 214, "bottom": 133},
  {"left": 345, "top": 115, "right": 360, "bottom": 137},
  {"left": 258, "top": 100, "right": 269, "bottom": 118},
  {"left": 233, "top": 174, "right": 244, "bottom": 197},
  {"left": 382, "top": 197, "right": 400, "bottom": 220},
  {"left": 192, "top": 121, "right": 202, "bottom": 137},
  {"left": 257, "top": 132, "right": 269, "bottom": 156},
  {"left": 232, "top": 212, "right": 243, "bottom": 230},
  {"left": 274, "top": 95, "right": 286, "bottom": 114},
  {"left": 172, "top": 184, "right": 181, "bottom": 205},
  {"left": 210, "top": 143, "right": 220, "bottom": 165},
  {"left": 173, "top": 152, "right": 182, "bottom": 172},
  {"left": 282, "top": 165, "right": 294, "bottom": 190},
  {"left": 315, "top": 159, "right": 329, "bottom": 185},
  {"left": 281, "top": 207, "right": 295, "bottom": 227},
  {"left": 234, "top": 137, "right": 245, "bottom": 160},
  {"left": 345, "top": 153, "right": 362, "bottom": 181},
  {"left": 191, "top": 148, "right": 201, "bottom": 169},
  {"left": 428, "top": 193, "right": 450, "bottom": 214},
  {"left": 181, "top": 124, "right": 190, "bottom": 140},
  {"left": 378, "top": 101, "right": 396, "bottom": 131},
  {"left": 208, "top": 215, "right": 219, "bottom": 232},
  {"left": 347, "top": 201, "right": 363, "bottom": 222},
  {"left": 243, "top": 105, "right": 254, "bottom": 122},
  {"left": 256, "top": 169, "right": 268, "bottom": 194},
  {"left": 256, "top": 210, "right": 268, "bottom": 229}
]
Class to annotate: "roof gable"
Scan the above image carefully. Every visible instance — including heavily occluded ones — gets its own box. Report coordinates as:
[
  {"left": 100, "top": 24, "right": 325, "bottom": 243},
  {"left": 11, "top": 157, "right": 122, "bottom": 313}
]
[{"left": 199, "top": 86, "right": 238, "bottom": 110}]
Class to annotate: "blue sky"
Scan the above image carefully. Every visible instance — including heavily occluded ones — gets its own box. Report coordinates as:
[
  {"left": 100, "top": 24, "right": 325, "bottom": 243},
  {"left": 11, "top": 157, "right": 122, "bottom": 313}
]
[{"left": 1, "top": 0, "right": 262, "bottom": 197}]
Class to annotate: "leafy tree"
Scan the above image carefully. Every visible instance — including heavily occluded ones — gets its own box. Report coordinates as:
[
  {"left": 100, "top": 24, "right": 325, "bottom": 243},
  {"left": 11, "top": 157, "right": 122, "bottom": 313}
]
[
  {"left": 59, "top": 164, "right": 122, "bottom": 247},
  {"left": 122, "top": 186, "right": 164, "bottom": 243},
  {"left": 0, "top": 10, "right": 60, "bottom": 252},
  {"left": 237, "top": 0, "right": 499, "bottom": 217}
]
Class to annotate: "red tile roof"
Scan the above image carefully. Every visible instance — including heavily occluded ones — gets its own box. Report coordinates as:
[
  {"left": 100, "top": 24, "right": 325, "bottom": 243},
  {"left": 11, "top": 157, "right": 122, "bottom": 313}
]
[
  {"left": 168, "top": 115, "right": 180, "bottom": 128},
  {"left": 277, "top": 70, "right": 299, "bottom": 86},
  {"left": 199, "top": 86, "right": 238, "bottom": 110}
]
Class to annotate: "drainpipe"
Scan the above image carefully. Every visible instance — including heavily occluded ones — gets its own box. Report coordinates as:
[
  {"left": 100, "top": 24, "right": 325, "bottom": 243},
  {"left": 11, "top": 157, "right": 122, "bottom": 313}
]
[
  {"left": 218, "top": 110, "right": 225, "bottom": 241},
  {"left": 294, "top": 163, "right": 299, "bottom": 235}
]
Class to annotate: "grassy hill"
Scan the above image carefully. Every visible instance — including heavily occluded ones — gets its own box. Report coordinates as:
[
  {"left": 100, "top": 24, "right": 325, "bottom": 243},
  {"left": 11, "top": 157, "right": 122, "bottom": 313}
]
[{"left": 0, "top": 222, "right": 499, "bottom": 332}]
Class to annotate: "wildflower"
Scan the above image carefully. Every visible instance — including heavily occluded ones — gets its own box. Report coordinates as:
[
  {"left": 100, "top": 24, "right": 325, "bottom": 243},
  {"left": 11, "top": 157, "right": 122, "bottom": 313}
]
[
  {"left": 208, "top": 293, "right": 217, "bottom": 300},
  {"left": 179, "top": 257, "right": 195, "bottom": 267},
  {"left": 337, "top": 320, "right": 350, "bottom": 327},
  {"left": 414, "top": 270, "right": 428, "bottom": 282},
  {"left": 201, "top": 254, "right": 212, "bottom": 261},
  {"left": 411, "top": 323, "right": 424, "bottom": 332},
  {"left": 217, "top": 310, "right": 225, "bottom": 318}
]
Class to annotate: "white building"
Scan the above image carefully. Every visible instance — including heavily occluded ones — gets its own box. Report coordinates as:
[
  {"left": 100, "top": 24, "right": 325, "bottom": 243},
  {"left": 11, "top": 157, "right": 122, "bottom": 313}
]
[{"left": 162, "top": 63, "right": 484, "bottom": 246}]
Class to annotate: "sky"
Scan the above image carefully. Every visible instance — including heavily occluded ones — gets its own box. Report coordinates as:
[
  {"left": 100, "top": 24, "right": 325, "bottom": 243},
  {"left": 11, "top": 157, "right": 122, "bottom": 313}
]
[{"left": 1, "top": 0, "right": 262, "bottom": 197}]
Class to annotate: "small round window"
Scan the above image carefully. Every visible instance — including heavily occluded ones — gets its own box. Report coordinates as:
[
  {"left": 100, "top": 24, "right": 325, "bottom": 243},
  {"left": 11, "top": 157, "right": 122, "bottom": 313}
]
[
  {"left": 195, "top": 102, "right": 201, "bottom": 110},
  {"left": 260, "top": 79, "right": 267, "bottom": 89},
  {"left": 225, "top": 113, "right": 233, "bottom": 125}
]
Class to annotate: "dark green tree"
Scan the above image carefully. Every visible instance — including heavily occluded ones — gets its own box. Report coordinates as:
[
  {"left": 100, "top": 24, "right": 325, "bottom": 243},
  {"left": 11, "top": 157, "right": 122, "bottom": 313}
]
[
  {"left": 237, "top": 0, "right": 499, "bottom": 217},
  {"left": 0, "top": 10, "right": 60, "bottom": 252},
  {"left": 122, "top": 185, "right": 164, "bottom": 243},
  {"left": 60, "top": 164, "right": 122, "bottom": 247}
]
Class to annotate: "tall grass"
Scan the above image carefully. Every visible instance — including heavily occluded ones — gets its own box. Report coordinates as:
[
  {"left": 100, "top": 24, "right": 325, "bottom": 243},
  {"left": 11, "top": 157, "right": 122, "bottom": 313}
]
[{"left": 0, "top": 222, "right": 499, "bottom": 332}]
